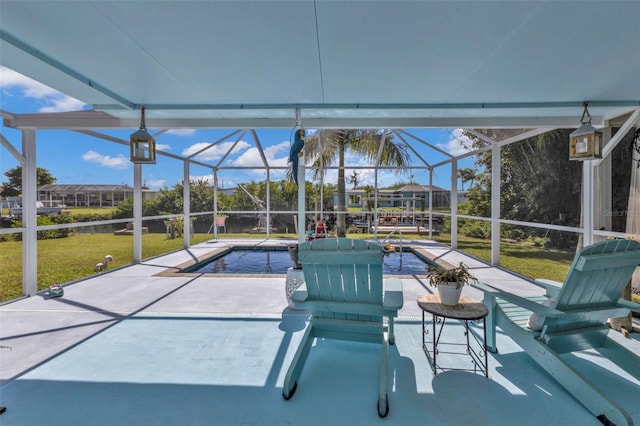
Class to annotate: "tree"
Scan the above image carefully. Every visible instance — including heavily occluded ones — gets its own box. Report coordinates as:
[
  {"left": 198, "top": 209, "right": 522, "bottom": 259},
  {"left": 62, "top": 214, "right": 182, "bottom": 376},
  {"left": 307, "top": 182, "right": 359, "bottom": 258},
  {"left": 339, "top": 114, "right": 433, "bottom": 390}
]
[
  {"left": 303, "top": 130, "right": 409, "bottom": 237},
  {"left": 458, "top": 168, "right": 476, "bottom": 190},
  {"left": 459, "top": 129, "right": 582, "bottom": 246},
  {"left": 348, "top": 170, "right": 360, "bottom": 189},
  {"left": 2, "top": 166, "right": 56, "bottom": 196}
]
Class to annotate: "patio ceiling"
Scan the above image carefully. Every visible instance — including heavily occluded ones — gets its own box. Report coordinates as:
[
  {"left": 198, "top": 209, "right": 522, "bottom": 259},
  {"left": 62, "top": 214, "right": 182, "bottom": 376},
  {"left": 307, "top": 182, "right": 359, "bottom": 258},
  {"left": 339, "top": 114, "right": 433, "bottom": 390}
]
[{"left": 1, "top": 0, "right": 639, "bottom": 129}]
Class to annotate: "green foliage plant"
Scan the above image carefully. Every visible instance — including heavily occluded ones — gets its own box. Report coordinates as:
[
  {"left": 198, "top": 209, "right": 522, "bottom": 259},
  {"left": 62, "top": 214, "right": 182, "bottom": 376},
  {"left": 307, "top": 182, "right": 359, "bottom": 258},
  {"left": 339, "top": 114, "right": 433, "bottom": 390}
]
[{"left": 426, "top": 262, "right": 477, "bottom": 289}]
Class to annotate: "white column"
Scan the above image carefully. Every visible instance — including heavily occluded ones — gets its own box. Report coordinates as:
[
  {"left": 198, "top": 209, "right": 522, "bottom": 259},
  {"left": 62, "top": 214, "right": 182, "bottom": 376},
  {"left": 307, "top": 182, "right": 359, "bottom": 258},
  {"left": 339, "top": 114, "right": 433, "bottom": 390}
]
[
  {"left": 582, "top": 161, "right": 595, "bottom": 247},
  {"left": 374, "top": 169, "right": 379, "bottom": 239},
  {"left": 22, "top": 129, "right": 37, "bottom": 296},
  {"left": 266, "top": 169, "right": 271, "bottom": 239},
  {"left": 450, "top": 159, "right": 458, "bottom": 249},
  {"left": 491, "top": 144, "right": 501, "bottom": 265},
  {"left": 213, "top": 169, "right": 219, "bottom": 239},
  {"left": 428, "top": 169, "right": 433, "bottom": 239},
  {"left": 594, "top": 127, "right": 612, "bottom": 236},
  {"left": 297, "top": 162, "right": 305, "bottom": 243},
  {"left": 183, "top": 160, "right": 190, "bottom": 248},
  {"left": 133, "top": 163, "right": 142, "bottom": 263}
]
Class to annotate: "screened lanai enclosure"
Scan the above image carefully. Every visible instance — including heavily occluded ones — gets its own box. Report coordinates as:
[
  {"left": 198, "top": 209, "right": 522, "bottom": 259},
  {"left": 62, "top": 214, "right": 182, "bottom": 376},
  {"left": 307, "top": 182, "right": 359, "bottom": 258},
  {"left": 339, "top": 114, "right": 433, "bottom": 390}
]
[{"left": 1, "top": 0, "right": 639, "bottom": 300}]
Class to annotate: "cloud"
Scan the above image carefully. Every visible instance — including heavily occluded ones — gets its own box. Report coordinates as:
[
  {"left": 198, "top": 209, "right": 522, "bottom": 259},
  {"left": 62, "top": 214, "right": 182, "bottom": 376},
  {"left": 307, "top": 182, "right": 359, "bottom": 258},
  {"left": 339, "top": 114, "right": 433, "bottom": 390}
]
[
  {"left": 82, "top": 150, "right": 129, "bottom": 170},
  {"left": 189, "top": 173, "right": 214, "bottom": 185},
  {"left": 166, "top": 129, "right": 197, "bottom": 136},
  {"left": 145, "top": 179, "right": 166, "bottom": 189},
  {"left": 182, "top": 140, "right": 250, "bottom": 162},
  {"left": 155, "top": 143, "right": 171, "bottom": 151},
  {"left": 438, "top": 129, "right": 475, "bottom": 156},
  {"left": 0, "top": 66, "right": 86, "bottom": 112},
  {"left": 232, "top": 140, "right": 289, "bottom": 168}
]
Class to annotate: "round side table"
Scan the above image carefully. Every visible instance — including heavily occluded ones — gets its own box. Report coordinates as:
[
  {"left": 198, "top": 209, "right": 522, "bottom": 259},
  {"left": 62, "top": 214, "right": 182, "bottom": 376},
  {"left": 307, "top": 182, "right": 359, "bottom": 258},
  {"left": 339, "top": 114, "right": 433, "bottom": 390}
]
[{"left": 417, "top": 294, "right": 489, "bottom": 378}]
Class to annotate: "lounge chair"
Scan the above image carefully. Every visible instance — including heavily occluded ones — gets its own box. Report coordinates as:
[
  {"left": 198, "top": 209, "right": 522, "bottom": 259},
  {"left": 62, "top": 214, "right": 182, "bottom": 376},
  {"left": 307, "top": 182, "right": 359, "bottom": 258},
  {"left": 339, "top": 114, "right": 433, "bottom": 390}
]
[
  {"left": 472, "top": 239, "right": 640, "bottom": 426},
  {"left": 282, "top": 238, "right": 403, "bottom": 417}
]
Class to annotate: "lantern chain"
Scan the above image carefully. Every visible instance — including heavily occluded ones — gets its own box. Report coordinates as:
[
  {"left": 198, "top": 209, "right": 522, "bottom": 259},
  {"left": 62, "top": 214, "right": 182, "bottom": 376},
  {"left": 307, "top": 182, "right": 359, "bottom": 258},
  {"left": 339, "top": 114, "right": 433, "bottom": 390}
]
[
  {"left": 632, "top": 128, "right": 640, "bottom": 168},
  {"left": 580, "top": 101, "right": 592, "bottom": 126}
]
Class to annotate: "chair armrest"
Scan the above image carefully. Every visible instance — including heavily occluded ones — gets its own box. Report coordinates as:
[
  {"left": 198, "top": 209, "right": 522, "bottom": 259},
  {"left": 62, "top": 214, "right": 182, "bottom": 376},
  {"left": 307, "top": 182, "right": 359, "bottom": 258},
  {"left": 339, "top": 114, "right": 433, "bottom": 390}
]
[
  {"left": 617, "top": 298, "right": 640, "bottom": 313},
  {"left": 534, "top": 278, "right": 562, "bottom": 298},
  {"left": 471, "top": 281, "right": 564, "bottom": 317},
  {"left": 383, "top": 278, "right": 404, "bottom": 311}
]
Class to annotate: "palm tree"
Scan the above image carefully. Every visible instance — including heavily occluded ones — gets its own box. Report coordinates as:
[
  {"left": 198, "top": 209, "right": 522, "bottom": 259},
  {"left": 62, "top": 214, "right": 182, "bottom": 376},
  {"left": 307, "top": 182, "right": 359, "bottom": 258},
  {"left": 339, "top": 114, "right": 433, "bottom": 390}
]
[
  {"left": 303, "top": 130, "right": 409, "bottom": 237},
  {"left": 458, "top": 167, "right": 476, "bottom": 190}
]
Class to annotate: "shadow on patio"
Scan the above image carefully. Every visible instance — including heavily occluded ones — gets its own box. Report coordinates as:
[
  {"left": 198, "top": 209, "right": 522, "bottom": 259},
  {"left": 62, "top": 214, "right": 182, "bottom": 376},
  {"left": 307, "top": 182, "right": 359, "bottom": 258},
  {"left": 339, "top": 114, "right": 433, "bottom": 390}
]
[{"left": 1, "top": 241, "right": 638, "bottom": 425}]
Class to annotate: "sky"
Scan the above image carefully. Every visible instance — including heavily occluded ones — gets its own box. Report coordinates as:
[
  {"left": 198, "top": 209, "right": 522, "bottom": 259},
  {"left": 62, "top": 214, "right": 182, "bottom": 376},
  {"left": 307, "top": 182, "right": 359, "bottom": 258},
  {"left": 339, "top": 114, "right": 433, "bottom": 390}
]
[{"left": 0, "top": 66, "right": 476, "bottom": 192}]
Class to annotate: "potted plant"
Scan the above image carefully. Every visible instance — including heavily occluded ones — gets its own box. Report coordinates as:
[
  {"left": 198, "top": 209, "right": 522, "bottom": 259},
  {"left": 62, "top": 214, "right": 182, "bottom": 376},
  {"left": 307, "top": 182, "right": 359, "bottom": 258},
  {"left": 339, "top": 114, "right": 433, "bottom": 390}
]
[{"left": 426, "top": 262, "right": 477, "bottom": 306}]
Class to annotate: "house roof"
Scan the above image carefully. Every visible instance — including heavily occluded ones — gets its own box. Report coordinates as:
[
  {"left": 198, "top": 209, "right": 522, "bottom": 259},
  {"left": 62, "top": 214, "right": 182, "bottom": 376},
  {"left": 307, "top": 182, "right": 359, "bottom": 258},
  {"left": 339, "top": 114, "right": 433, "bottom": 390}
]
[
  {"left": 1, "top": 1, "right": 639, "bottom": 129},
  {"left": 38, "top": 184, "right": 134, "bottom": 192}
]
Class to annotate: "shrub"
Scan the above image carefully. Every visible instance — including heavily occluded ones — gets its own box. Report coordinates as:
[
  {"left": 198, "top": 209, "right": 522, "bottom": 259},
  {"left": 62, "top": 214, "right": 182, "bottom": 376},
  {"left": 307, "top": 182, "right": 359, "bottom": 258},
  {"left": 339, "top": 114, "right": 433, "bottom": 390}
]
[
  {"left": 9, "top": 213, "right": 76, "bottom": 241},
  {"left": 530, "top": 235, "right": 550, "bottom": 248},
  {"left": 501, "top": 226, "right": 526, "bottom": 241},
  {"left": 460, "top": 220, "right": 490, "bottom": 239}
]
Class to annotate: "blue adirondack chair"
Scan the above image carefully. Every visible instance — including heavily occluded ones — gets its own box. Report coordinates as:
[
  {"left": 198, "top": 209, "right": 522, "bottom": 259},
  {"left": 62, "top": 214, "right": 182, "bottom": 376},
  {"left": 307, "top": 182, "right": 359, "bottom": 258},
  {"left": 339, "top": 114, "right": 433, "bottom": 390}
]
[
  {"left": 472, "top": 239, "right": 640, "bottom": 426},
  {"left": 282, "top": 238, "right": 404, "bottom": 418}
]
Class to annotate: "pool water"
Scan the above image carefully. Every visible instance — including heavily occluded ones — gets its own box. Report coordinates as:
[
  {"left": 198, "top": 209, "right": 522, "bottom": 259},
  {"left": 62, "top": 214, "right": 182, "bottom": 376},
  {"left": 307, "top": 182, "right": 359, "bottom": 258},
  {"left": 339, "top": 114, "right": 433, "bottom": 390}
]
[{"left": 186, "top": 247, "right": 432, "bottom": 275}]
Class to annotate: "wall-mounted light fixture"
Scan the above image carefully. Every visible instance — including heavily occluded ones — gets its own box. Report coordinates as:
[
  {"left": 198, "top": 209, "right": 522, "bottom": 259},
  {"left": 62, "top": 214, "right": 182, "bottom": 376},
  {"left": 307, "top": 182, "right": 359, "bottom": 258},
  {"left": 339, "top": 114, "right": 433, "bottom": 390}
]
[
  {"left": 569, "top": 102, "right": 602, "bottom": 161},
  {"left": 130, "top": 106, "right": 156, "bottom": 164}
]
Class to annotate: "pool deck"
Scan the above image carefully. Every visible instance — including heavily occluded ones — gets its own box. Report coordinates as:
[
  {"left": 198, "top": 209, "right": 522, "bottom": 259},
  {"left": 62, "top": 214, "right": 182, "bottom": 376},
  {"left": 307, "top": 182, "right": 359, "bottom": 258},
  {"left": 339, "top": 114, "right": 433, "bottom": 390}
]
[{"left": 1, "top": 238, "right": 639, "bottom": 425}]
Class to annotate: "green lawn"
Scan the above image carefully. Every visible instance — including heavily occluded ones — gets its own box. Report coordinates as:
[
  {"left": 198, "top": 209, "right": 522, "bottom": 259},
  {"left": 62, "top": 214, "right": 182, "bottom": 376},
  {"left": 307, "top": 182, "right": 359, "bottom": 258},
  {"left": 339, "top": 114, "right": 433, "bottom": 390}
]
[
  {"left": 3, "top": 231, "right": 634, "bottom": 304},
  {"left": 431, "top": 233, "right": 575, "bottom": 282},
  {"left": 65, "top": 207, "right": 117, "bottom": 215},
  {"left": 0, "top": 232, "right": 211, "bottom": 301}
]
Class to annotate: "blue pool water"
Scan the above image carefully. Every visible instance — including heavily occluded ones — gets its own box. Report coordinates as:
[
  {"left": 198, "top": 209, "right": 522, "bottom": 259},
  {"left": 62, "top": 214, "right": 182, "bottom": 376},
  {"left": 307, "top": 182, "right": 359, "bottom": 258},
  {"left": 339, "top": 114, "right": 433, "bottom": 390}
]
[{"left": 185, "top": 247, "right": 433, "bottom": 275}]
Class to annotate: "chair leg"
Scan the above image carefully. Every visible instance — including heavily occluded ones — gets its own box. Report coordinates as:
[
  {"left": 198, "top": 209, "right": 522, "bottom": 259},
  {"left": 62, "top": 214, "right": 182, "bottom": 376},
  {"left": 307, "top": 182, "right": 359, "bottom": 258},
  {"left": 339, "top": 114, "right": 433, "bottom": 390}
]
[
  {"left": 378, "top": 331, "right": 389, "bottom": 418},
  {"left": 483, "top": 293, "right": 498, "bottom": 353},
  {"left": 498, "top": 312, "right": 634, "bottom": 426},
  {"left": 388, "top": 317, "right": 395, "bottom": 346},
  {"left": 283, "top": 324, "right": 315, "bottom": 400},
  {"left": 528, "top": 339, "right": 633, "bottom": 426}
]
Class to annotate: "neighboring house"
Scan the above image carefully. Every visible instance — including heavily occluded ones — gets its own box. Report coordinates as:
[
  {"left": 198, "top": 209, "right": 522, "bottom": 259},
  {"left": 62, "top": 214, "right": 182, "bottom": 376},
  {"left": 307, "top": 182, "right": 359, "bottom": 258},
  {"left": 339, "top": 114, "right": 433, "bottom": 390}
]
[
  {"left": 37, "top": 184, "right": 159, "bottom": 207},
  {"left": 339, "top": 184, "right": 458, "bottom": 210},
  {"left": 218, "top": 187, "right": 237, "bottom": 196}
]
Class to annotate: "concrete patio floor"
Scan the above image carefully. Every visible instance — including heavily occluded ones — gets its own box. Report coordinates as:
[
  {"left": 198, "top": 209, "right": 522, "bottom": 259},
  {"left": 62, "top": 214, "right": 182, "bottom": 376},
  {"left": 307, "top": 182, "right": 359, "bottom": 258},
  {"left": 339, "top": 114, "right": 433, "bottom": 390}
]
[{"left": 1, "top": 239, "right": 638, "bottom": 425}]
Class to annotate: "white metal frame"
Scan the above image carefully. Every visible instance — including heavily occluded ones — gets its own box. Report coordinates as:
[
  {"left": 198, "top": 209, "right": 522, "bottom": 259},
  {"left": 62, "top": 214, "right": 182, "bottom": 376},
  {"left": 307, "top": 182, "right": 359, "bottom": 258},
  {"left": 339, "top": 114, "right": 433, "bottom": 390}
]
[{"left": 2, "top": 107, "right": 639, "bottom": 298}]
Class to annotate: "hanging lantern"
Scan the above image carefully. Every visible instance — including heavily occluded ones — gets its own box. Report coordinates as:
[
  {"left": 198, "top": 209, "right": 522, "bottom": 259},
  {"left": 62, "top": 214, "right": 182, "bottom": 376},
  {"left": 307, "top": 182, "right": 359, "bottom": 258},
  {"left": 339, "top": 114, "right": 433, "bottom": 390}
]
[
  {"left": 130, "top": 106, "right": 156, "bottom": 164},
  {"left": 569, "top": 102, "right": 602, "bottom": 161}
]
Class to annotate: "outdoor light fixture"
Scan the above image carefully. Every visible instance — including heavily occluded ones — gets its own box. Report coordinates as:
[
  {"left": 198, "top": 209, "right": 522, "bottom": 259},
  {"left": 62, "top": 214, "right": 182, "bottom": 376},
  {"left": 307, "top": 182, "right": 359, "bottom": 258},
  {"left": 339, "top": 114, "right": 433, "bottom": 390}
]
[
  {"left": 130, "top": 106, "right": 156, "bottom": 164},
  {"left": 569, "top": 102, "right": 602, "bottom": 161}
]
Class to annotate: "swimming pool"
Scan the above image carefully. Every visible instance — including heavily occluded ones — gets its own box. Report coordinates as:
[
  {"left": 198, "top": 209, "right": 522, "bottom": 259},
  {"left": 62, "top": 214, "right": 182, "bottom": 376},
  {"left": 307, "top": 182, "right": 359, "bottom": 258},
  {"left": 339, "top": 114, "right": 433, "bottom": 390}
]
[{"left": 184, "top": 246, "right": 434, "bottom": 275}]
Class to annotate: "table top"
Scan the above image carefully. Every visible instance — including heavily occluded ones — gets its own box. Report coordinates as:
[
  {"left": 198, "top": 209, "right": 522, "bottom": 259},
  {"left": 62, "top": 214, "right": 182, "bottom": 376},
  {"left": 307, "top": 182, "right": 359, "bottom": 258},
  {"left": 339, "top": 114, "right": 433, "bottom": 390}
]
[{"left": 417, "top": 294, "right": 488, "bottom": 320}]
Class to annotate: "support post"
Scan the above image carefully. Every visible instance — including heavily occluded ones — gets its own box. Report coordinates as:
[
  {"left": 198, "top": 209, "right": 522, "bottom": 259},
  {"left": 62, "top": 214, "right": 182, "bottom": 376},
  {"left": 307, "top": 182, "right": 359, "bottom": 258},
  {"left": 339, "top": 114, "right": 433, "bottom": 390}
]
[
  {"left": 297, "top": 161, "right": 305, "bottom": 243},
  {"left": 22, "top": 129, "right": 37, "bottom": 296},
  {"left": 594, "top": 127, "right": 611, "bottom": 237},
  {"left": 213, "top": 169, "right": 219, "bottom": 239},
  {"left": 450, "top": 159, "right": 458, "bottom": 249},
  {"left": 183, "top": 160, "right": 190, "bottom": 248},
  {"left": 133, "top": 163, "right": 142, "bottom": 263},
  {"left": 374, "top": 169, "right": 379, "bottom": 240},
  {"left": 582, "top": 161, "right": 594, "bottom": 247},
  {"left": 266, "top": 169, "right": 271, "bottom": 239},
  {"left": 491, "top": 143, "right": 501, "bottom": 265},
  {"left": 428, "top": 169, "right": 433, "bottom": 239}
]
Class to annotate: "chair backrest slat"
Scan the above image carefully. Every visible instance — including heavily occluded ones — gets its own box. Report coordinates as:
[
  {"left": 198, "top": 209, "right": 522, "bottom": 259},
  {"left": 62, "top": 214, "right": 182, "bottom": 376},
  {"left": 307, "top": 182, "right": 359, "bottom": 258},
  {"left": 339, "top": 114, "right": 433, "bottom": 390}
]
[
  {"left": 545, "top": 239, "right": 640, "bottom": 333},
  {"left": 298, "top": 238, "right": 384, "bottom": 322}
]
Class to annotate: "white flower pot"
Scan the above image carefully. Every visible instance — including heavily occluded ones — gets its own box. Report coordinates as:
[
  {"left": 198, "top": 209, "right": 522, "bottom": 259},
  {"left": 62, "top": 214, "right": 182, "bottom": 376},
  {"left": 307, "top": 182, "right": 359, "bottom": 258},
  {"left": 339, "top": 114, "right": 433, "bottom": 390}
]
[{"left": 437, "top": 282, "right": 463, "bottom": 306}]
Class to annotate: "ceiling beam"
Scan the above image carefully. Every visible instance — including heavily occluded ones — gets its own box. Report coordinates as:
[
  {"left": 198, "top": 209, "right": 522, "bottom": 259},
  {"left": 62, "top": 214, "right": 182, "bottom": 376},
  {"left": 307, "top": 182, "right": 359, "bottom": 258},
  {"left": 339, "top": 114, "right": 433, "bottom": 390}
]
[
  {"left": 6, "top": 111, "right": 621, "bottom": 130},
  {"left": 96, "top": 100, "right": 640, "bottom": 112}
]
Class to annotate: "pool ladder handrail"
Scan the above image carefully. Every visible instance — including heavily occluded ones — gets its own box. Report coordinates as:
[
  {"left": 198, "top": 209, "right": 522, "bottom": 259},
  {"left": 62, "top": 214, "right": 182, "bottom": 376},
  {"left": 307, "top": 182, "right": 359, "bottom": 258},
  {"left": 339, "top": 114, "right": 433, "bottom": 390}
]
[{"left": 381, "top": 227, "right": 403, "bottom": 253}]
